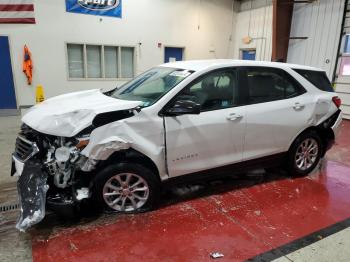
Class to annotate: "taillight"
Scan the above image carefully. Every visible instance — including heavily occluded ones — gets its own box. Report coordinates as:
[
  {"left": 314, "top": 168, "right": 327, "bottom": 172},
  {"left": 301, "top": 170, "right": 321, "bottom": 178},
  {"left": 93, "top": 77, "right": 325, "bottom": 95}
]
[{"left": 332, "top": 96, "right": 341, "bottom": 108}]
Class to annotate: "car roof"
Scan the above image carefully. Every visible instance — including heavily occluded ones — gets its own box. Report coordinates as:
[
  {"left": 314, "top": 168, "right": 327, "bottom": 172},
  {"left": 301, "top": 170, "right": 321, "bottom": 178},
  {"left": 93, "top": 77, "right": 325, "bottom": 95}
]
[{"left": 160, "top": 59, "right": 323, "bottom": 72}]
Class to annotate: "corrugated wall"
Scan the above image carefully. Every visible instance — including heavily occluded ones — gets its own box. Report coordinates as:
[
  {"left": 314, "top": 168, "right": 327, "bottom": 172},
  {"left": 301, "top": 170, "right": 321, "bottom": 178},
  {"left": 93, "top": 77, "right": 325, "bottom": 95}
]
[
  {"left": 233, "top": 1, "right": 273, "bottom": 61},
  {"left": 287, "top": 0, "right": 345, "bottom": 79},
  {"left": 335, "top": 2, "right": 350, "bottom": 119}
]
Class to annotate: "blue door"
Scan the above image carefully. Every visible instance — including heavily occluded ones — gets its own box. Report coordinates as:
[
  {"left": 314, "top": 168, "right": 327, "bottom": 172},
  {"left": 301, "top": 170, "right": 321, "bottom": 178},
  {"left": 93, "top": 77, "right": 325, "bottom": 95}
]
[
  {"left": 164, "top": 47, "right": 183, "bottom": 63},
  {"left": 0, "top": 36, "right": 17, "bottom": 109},
  {"left": 242, "top": 50, "right": 256, "bottom": 61}
]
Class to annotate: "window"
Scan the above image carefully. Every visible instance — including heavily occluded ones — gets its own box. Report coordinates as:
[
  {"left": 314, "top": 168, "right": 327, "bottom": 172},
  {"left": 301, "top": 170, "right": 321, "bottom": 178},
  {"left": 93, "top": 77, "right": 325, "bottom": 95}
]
[
  {"left": 111, "top": 67, "right": 193, "bottom": 107},
  {"left": 104, "top": 46, "right": 118, "bottom": 78},
  {"left": 67, "top": 43, "right": 135, "bottom": 79},
  {"left": 294, "top": 69, "right": 334, "bottom": 92},
  {"left": 245, "top": 67, "right": 304, "bottom": 104},
  {"left": 67, "top": 44, "right": 84, "bottom": 78},
  {"left": 344, "top": 35, "right": 350, "bottom": 54},
  {"left": 86, "top": 45, "right": 102, "bottom": 78},
  {"left": 178, "top": 69, "right": 238, "bottom": 111},
  {"left": 339, "top": 56, "right": 350, "bottom": 76},
  {"left": 121, "top": 47, "right": 134, "bottom": 78}
]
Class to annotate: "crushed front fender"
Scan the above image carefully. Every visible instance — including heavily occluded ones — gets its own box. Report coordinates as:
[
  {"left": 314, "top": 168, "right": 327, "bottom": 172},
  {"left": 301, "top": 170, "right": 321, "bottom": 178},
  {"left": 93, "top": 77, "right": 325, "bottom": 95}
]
[{"left": 16, "top": 160, "right": 48, "bottom": 232}]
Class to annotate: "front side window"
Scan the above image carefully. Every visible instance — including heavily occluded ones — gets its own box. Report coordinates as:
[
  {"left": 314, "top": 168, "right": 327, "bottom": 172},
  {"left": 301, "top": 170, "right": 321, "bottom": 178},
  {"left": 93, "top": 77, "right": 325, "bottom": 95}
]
[
  {"left": 111, "top": 67, "right": 193, "bottom": 107},
  {"left": 177, "top": 69, "right": 239, "bottom": 111},
  {"left": 245, "top": 67, "right": 303, "bottom": 104}
]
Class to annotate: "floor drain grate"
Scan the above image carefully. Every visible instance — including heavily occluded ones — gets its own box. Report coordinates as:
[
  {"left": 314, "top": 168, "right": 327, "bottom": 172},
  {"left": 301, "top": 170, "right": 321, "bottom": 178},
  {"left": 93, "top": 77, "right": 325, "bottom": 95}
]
[{"left": 0, "top": 203, "right": 20, "bottom": 213}]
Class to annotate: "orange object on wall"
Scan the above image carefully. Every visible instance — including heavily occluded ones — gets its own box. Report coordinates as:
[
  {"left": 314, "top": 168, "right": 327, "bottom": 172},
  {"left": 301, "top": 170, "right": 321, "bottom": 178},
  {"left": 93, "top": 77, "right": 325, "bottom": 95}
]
[{"left": 23, "top": 45, "right": 33, "bottom": 85}]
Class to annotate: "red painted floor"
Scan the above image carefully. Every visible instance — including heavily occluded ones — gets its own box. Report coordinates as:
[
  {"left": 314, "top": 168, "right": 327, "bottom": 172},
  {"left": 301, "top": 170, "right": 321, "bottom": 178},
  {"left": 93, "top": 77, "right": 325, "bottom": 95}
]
[{"left": 31, "top": 121, "right": 350, "bottom": 262}]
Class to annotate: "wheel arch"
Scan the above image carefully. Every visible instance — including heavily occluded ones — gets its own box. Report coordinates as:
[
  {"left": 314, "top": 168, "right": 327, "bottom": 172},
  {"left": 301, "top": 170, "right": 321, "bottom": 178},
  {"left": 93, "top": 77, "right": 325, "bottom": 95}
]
[
  {"left": 287, "top": 126, "right": 334, "bottom": 157},
  {"left": 96, "top": 148, "right": 162, "bottom": 183}
]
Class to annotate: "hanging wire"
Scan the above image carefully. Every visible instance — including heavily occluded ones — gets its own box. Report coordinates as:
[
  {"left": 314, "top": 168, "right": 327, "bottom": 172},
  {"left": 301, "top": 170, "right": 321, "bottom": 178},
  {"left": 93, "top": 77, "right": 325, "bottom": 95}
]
[
  {"left": 197, "top": 0, "right": 201, "bottom": 30},
  {"left": 261, "top": 0, "right": 268, "bottom": 60},
  {"left": 226, "top": 0, "right": 236, "bottom": 58},
  {"left": 248, "top": 0, "right": 253, "bottom": 36}
]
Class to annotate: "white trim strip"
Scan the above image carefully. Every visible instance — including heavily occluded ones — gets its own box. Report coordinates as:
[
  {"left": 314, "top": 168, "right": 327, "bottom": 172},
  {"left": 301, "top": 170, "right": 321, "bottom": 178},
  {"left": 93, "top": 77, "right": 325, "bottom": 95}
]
[
  {"left": 0, "top": 11, "right": 34, "bottom": 18},
  {"left": 0, "top": 0, "right": 33, "bottom": 4}
]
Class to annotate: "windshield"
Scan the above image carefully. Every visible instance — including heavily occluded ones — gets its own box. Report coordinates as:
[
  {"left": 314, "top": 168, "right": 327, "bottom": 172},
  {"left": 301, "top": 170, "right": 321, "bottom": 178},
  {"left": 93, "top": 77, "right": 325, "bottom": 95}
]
[{"left": 111, "top": 67, "right": 193, "bottom": 107}]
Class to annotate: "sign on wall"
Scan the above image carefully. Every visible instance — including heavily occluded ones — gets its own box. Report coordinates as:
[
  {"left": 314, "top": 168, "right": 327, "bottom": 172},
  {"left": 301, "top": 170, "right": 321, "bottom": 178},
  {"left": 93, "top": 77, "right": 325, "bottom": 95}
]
[{"left": 65, "top": 0, "right": 122, "bottom": 18}]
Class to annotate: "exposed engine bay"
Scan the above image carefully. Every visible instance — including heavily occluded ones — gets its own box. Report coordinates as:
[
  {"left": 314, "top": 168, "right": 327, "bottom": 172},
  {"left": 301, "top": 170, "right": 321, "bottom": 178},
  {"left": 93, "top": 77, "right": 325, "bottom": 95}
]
[
  {"left": 11, "top": 97, "right": 166, "bottom": 232},
  {"left": 18, "top": 123, "right": 96, "bottom": 181},
  {"left": 13, "top": 124, "right": 96, "bottom": 231}
]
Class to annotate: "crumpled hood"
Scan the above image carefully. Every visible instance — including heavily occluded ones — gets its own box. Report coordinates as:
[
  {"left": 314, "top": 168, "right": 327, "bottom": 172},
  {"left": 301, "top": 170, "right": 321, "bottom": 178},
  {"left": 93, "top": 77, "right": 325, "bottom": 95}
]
[{"left": 22, "top": 89, "right": 142, "bottom": 137}]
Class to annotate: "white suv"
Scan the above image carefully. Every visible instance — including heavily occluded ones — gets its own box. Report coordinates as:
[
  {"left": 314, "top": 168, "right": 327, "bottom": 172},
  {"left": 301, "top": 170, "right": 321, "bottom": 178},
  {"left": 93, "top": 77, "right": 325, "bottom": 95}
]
[{"left": 12, "top": 60, "right": 342, "bottom": 230}]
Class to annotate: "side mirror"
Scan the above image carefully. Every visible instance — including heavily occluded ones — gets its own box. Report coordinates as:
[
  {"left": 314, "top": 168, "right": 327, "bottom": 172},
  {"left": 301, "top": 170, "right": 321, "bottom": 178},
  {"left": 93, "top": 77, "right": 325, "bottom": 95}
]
[{"left": 165, "top": 100, "right": 201, "bottom": 116}]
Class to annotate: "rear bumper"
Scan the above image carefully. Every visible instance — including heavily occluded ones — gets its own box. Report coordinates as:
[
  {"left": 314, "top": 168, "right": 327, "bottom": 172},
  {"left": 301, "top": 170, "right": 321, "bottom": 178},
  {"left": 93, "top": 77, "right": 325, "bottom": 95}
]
[
  {"left": 322, "top": 110, "right": 342, "bottom": 154},
  {"left": 331, "top": 110, "right": 343, "bottom": 139}
]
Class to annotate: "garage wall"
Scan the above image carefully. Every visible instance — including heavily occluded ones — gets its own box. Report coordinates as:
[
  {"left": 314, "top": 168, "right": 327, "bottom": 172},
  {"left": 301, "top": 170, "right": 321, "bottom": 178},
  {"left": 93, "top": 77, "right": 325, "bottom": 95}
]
[
  {"left": 287, "top": 0, "right": 345, "bottom": 79},
  {"left": 0, "top": 0, "right": 236, "bottom": 107},
  {"left": 233, "top": 1, "right": 273, "bottom": 61},
  {"left": 334, "top": 2, "right": 350, "bottom": 120}
]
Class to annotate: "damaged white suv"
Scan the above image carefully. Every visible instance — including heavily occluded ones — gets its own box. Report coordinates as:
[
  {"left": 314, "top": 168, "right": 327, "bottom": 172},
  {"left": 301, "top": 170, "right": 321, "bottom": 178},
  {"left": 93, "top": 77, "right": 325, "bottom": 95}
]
[{"left": 12, "top": 60, "right": 342, "bottom": 230}]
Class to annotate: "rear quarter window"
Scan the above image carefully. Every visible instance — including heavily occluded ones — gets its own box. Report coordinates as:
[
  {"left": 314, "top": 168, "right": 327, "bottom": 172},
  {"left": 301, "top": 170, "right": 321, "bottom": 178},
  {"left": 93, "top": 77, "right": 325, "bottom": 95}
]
[{"left": 294, "top": 69, "right": 334, "bottom": 92}]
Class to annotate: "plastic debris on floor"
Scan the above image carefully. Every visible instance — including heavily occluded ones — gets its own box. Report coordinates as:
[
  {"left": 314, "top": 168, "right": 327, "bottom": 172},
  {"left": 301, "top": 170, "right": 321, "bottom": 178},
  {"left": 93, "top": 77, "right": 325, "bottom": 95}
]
[{"left": 210, "top": 252, "right": 224, "bottom": 259}]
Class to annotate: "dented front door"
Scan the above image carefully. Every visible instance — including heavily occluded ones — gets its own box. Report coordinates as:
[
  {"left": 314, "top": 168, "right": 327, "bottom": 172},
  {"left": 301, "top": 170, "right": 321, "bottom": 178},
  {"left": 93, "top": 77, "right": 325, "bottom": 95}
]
[
  {"left": 165, "top": 107, "right": 246, "bottom": 177},
  {"left": 164, "top": 68, "right": 246, "bottom": 177}
]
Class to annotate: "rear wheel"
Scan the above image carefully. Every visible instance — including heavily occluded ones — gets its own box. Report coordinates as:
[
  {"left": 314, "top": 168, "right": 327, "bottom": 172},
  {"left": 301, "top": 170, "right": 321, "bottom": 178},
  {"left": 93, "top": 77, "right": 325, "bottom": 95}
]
[
  {"left": 286, "top": 131, "right": 322, "bottom": 177},
  {"left": 93, "top": 163, "right": 160, "bottom": 213}
]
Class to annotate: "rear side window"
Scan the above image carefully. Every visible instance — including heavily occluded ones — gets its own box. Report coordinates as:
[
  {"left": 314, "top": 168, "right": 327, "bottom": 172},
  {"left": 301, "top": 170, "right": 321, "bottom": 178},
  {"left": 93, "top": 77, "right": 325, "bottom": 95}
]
[
  {"left": 244, "top": 67, "right": 305, "bottom": 104},
  {"left": 294, "top": 69, "right": 334, "bottom": 92}
]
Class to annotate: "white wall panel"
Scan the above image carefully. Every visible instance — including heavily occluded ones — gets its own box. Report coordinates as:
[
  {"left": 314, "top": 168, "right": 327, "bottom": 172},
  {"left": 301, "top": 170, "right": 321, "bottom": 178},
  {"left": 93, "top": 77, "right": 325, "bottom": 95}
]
[
  {"left": 287, "top": 0, "right": 345, "bottom": 78},
  {"left": 239, "top": 0, "right": 272, "bottom": 11},
  {"left": 0, "top": 0, "right": 236, "bottom": 106},
  {"left": 340, "top": 104, "right": 350, "bottom": 119},
  {"left": 233, "top": 4, "right": 273, "bottom": 61},
  {"left": 334, "top": 3, "right": 350, "bottom": 119}
]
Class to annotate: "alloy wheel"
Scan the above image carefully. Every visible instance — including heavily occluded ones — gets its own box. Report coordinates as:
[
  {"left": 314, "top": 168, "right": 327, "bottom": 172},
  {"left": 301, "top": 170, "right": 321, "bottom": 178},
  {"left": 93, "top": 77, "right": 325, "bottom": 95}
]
[
  {"left": 295, "top": 138, "right": 319, "bottom": 171},
  {"left": 102, "top": 173, "right": 149, "bottom": 212}
]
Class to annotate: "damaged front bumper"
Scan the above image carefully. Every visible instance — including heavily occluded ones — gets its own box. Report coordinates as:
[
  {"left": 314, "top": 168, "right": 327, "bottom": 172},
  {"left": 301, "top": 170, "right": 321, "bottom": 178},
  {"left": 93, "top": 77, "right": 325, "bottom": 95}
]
[
  {"left": 14, "top": 159, "right": 48, "bottom": 232},
  {"left": 12, "top": 157, "right": 84, "bottom": 231}
]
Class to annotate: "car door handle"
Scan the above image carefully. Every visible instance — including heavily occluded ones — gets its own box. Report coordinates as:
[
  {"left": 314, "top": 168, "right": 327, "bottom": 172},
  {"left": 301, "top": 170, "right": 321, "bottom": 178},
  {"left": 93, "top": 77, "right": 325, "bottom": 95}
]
[
  {"left": 293, "top": 102, "right": 305, "bottom": 110},
  {"left": 226, "top": 113, "right": 243, "bottom": 121}
]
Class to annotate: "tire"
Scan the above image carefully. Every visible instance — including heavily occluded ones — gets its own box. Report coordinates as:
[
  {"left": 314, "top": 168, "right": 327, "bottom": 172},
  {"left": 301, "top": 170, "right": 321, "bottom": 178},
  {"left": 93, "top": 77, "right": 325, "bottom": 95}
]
[
  {"left": 286, "top": 130, "right": 323, "bottom": 177},
  {"left": 92, "top": 162, "right": 160, "bottom": 213}
]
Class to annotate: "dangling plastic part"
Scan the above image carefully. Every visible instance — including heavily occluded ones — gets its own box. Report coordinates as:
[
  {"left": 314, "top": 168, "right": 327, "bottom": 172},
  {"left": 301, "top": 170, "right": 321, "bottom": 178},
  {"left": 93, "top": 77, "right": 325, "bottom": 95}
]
[{"left": 16, "top": 160, "right": 48, "bottom": 232}]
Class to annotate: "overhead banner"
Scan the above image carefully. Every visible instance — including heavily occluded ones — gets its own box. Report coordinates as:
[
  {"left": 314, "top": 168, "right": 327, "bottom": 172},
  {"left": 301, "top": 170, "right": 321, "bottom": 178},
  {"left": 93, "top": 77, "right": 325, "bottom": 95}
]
[{"left": 65, "top": 0, "right": 122, "bottom": 18}]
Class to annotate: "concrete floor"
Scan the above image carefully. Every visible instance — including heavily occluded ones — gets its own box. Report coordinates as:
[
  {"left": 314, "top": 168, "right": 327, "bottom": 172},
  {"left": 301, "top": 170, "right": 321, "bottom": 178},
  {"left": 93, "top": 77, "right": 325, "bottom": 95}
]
[
  {"left": 273, "top": 227, "right": 350, "bottom": 262},
  {"left": 0, "top": 116, "right": 349, "bottom": 261},
  {"left": 0, "top": 116, "right": 19, "bottom": 185}
]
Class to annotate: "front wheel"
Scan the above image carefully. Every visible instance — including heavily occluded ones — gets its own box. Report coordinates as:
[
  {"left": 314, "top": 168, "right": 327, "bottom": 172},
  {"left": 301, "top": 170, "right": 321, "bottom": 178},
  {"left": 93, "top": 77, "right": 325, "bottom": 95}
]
[
  {"left": 93, "top": 163, "right": 160, "bottom": 213},
  {"left": 286, "top": 131, "right": 323, "bottom": 177}
]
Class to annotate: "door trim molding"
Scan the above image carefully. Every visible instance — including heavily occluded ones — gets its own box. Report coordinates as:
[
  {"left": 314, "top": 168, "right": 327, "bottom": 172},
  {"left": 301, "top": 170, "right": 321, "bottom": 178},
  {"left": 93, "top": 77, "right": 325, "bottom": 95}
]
[{"left": 163, "top": 152, "right": 286, "bottom": 186}]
